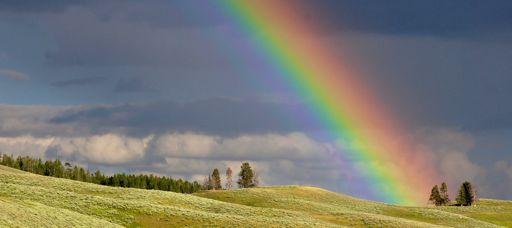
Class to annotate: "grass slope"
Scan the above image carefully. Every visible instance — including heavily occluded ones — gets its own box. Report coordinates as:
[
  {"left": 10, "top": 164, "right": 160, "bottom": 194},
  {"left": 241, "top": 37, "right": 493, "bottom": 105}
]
[
  {"left": 1, "top": 165, "right": 511, "bottom": 227},
  {"left": 196, "top": 186, "right": 512, "bottom": 227}
]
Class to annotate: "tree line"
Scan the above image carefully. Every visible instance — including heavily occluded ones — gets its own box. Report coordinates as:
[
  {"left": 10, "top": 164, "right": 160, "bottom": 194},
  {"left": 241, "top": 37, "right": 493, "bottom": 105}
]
[
  {"left": 203, "top": 162, "right": 259, "bottom": 190},
  {"left": 429, "top": 181, "right": 476, "bottom": 206},
  {"left": 0, "top": 154, "right": 202, "bottom": 193}
]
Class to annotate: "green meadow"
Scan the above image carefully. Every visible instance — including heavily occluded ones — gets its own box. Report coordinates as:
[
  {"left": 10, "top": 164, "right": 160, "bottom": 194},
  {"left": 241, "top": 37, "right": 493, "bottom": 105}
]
[{"left": 1, "top": 165, "right": 511, "bottom": 227}]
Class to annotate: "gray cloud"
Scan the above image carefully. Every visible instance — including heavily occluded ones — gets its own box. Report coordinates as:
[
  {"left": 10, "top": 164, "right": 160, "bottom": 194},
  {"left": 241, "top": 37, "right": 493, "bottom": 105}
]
[
  {"left": 114, "top": 77, "right": 154, "bottom": 93},
  {"left": 0, "top": 104, "right": 76, "bottom": 137},
  {"left": 327, "top": 33, "right": 512, "bottom": 130},
  {"left": 41, "top": 5, "right": 232, "bottom": 67},
  {"left": 495, "top": 161, "right": 512, "bottom": 179},
  {"left": 47, "top": 98, "right": 320, "bottom": 137},
  {"left": 414, "top": 128, "right": 490, "bottom": 198},
  {"left": 0, "top": 108, "right": 510, "bottom": 200},
  {"left": 301, "top": 0, "right": 512, "bottom": 38},
  {"left": 0, "top": 0, "right": 87, "bottom": 13},
  {"left": 0, "top": 69, "right": 29, "bottom": 81},
  {"left": 465, "top": 112, "right": 512, "bottom": 132},
  {"left": 3, "top": 1, "right": 512, "bottom": 38},
  {"left": 51, "top": 76, "right": 107, "bottom": 87}
]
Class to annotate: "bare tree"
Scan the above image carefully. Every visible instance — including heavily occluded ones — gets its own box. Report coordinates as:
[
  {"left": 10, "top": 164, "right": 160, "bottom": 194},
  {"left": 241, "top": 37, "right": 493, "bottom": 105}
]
[
  {"left": 225, "top": 167, "right": 233, "bottom": 190},
  {"left": 211, "top": 168, "right": 222, "bottom": 190},
  {"left": 253, "top": 170, "right": 260, "bottom": 187},
  {"left": 202, "top": 175, "right": 213, "bottom": 190}
]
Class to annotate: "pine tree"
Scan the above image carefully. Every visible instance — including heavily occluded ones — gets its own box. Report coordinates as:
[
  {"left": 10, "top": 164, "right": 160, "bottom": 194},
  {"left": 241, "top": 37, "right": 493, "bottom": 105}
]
[
  {"left": 237, "top": 162, "right": 255, "bottom": 188},
  {"left": 1, "top": 154, "right": 202, "bottom": 194},
  {"left": 439, "top": 182, "right": 450, "bottom": 205},
  {"left": 429, "top": 185, "right": 442, "bottom": 206},
  {"left": 211, "top": 168, "right": 222, "bottom": 190},
  {"left": 225, "top": 167, "right": 233, "bottom": 190},
  {"left": 456, "top": 181, "right": 475, "bottom": 206}
]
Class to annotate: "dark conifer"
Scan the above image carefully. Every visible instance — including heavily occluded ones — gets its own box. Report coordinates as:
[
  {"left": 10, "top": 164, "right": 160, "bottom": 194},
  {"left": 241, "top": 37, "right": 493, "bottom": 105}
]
[
  {"left": 429, "top": 185, "right": 442, "bottom": 206},
  {"left": 0, "top": 154, "right": 201, "bottom": 194},
  {"left": 439, "top": 182, "right": 450, "bottom": 205},
  {"left": 237, "top": 162, "right": 255, "bottom": 188},
  {"left": 456, "top": 181, "right": 475, "bottom": 206}
]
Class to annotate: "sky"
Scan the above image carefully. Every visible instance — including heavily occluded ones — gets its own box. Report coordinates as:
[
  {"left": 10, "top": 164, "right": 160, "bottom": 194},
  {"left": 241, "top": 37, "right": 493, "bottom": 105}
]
[{"left": 0, "top": 0, "right": 511, "bottom": 201}]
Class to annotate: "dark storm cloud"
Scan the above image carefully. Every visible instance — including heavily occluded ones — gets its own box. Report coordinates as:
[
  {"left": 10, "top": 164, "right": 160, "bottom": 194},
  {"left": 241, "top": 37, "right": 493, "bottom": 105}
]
[
  {"left": 114, "top": 77, "right": 154, "bottom": 93},
  {"left": 5, "top": 0, "right": 510, "bottom": 73},
  {"left": 464, "top": 112, "right": 512, "bottom": 132},
  {"left": 3, "top": 0, "right": 512, "bottom": 37},
  {"left": 42, "top": 14, "right": 233, "bottom": 67},
  {"left": 0, "top": 0, "right": 510, "bottom": 133},
  {"left": 0, "top": 0, "right": 86, "bottom": 13},
  {"left": 302, "top": 0, "right": 512, "bottom": 37},
  {"left": 49, "top": 98, "right": 321, "bottom": 137},
  {"left": 329, "top": 34, "right": 512, "bottom": 131},
  {"left": 0, "top": 0, "right": 224, "bottom": 26},
  {"left": 51, "top": 76, "right": 107, "bottom": 87}
]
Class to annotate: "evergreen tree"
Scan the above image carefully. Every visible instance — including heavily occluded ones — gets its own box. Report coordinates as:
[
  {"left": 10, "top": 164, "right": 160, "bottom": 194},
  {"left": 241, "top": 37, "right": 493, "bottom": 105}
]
[
  {"left": 237, "top": 162, "right": 255, "bottom": 188},
  {"left": 54, "top": 159, "right": 64, "bottom": 178},
  {"left": 211, "top": 168, "right": 222, "bottom": 190},
  {"left": 0, "top": 154, "right": 201, "bottom": 194},
  {"left": 429, "top": 185, "right": 442, "bottom": 206},
  {"left": 225, "top": 167, "right": 233, "bottom": 190},
  {"left": 439, "top": 182, "right": 450, "bottom": 205},
  {"left": 456, "top": 181, "right": 475, "bottom": 206}
]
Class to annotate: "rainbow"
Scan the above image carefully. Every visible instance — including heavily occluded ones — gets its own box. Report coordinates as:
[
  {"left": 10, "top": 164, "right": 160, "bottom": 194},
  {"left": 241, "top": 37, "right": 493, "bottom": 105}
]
[{"left": 221, "top": 1, "right": 438, "bottom": 205}]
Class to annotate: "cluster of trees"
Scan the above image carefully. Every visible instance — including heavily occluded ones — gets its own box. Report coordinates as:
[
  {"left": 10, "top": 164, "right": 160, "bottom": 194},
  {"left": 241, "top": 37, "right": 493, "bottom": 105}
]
[
  {"left": 0, "top": 154, "right": 201, "bottom": 193},
  {"left": 429, "top": 181, "right": 476, "bottom": 206},
  {"left": 429, "top": 182, "right": 450, "bottom": 206},
  {"left": 203, "top": 162, "right": 259, "bottom": 190}
]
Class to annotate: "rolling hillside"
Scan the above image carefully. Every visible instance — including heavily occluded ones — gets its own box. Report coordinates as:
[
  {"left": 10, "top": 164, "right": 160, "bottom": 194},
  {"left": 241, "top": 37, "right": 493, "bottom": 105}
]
[{"left": 1, "top": 165, "right": 511, "bottom": 227}]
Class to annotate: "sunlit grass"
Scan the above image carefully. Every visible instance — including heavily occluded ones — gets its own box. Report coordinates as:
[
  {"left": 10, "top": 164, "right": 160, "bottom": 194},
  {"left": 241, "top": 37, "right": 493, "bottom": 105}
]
[
  {"left": 195, "top": 186, "right": 508, "bottom": 227},
  {"left": 0, "top": 166, "right": 335, "bottom": 227},
  {"left": 1, "top": 165, "right": 510, "bottom": 227}
]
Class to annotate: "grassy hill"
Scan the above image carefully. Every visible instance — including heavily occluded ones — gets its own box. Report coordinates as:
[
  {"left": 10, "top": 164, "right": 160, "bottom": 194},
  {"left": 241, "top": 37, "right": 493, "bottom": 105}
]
[{"left": 1, "top": 165, "right": 511, "bottom": 227}]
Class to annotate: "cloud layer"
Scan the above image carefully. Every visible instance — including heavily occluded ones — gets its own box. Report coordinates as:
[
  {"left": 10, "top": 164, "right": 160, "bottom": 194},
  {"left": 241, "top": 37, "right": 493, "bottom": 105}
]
[
  {"left": 0, "top": 120, "right": 509, "bottom": 200},
  {"left": 0, "top": 69, "right": 29, "bottom": 81},
  {"left": 0, "top": 104, "right": 509, "bottom": 199},
  {"left": 0, "top": 132, "right": 343, "bottom": 190}
]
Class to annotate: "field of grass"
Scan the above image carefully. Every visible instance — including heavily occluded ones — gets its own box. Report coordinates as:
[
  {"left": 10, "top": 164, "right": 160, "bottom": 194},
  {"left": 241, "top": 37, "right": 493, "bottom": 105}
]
[{"left": 1, "top": 165, "right": 511, "bottom": 227}]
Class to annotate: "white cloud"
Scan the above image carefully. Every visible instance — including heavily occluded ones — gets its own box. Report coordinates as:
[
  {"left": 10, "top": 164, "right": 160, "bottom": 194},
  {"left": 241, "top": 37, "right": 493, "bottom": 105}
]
[
  {"left": 0, "top": 128, "right": 508, "bottom": 200},
  {"left": 0, "top": 132, "right": 344, "bottom": 191},
  {"left": 153, "top": 132, "right": 328, "bottom": 161},
  {"left": 150, "top": 132, "right": 341, "bottom": 187},
  {"left": 0, "top": 134, "right": 150, "bottom": 165},
  {"left": 0, "top": 135, "right": 54, "bottom": 158},
  {"left": 49, "top": 134, "right": 152, "bottom": 164}
]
